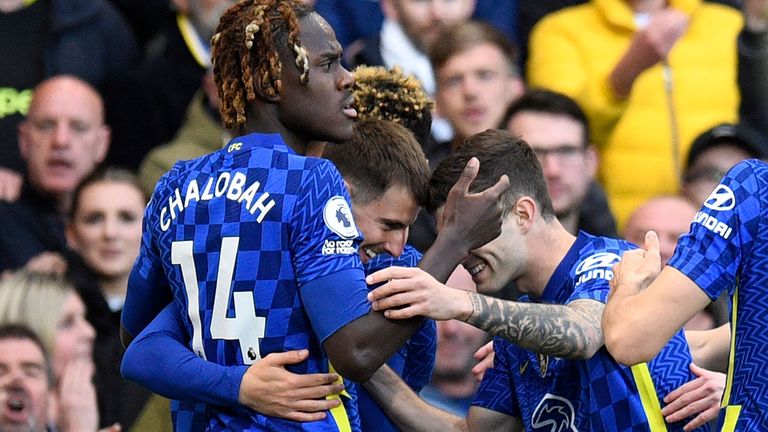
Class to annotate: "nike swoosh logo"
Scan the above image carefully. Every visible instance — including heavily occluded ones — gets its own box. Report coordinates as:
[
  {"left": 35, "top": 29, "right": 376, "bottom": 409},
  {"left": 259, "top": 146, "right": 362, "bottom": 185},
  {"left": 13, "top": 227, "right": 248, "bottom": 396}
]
[{"left": 519, "top": 360, "right": 529, "bottom": 375}]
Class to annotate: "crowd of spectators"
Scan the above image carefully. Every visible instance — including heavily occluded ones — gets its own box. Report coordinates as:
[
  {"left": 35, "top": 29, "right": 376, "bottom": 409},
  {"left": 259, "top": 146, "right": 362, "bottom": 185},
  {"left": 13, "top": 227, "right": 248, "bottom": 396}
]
[{"left": 1, "top": 0, "right": 766, "bottom": 429}]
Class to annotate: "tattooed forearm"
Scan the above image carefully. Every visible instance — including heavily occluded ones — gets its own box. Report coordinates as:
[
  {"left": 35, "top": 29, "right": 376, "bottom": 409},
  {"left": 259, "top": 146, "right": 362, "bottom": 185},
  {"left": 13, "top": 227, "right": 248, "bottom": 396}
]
[{"left": 465, "top": 294, "right": 605, "bottom": 359}]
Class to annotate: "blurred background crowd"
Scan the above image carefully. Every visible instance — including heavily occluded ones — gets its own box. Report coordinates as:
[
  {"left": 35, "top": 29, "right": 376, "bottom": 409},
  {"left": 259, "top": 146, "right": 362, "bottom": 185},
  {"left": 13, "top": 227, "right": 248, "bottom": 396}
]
[{"left": 0, "top": 0, "right": 764, "bottom": 429}]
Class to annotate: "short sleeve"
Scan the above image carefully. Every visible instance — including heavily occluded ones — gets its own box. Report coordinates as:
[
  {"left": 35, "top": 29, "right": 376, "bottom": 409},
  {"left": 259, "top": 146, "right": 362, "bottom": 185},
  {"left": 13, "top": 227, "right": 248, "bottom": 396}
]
[
  {"left": 668, "top": 160, "right": 765, "bottom": 301},
  {"left": 290, "top": 160, "right": 370, "bottom": 342}
]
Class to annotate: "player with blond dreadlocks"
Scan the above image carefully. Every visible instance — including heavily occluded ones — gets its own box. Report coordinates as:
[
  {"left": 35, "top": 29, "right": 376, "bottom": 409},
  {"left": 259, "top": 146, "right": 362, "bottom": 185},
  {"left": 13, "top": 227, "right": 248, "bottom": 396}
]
[
  {"left": 121, "top": 1, "right": 509, "bottom": 430},
  {"left": 351, "top": 65, "right": 433, "bottom": 147}
]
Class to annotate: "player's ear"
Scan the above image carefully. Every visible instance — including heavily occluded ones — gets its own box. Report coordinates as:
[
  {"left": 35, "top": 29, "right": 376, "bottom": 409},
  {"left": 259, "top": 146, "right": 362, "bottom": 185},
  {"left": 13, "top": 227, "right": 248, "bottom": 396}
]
[
  {"left": 253, "top": 73, "right": 281, "bottom": 103},
  {"left": 513, "top": 196, "right": 536, "bottom": 233}
]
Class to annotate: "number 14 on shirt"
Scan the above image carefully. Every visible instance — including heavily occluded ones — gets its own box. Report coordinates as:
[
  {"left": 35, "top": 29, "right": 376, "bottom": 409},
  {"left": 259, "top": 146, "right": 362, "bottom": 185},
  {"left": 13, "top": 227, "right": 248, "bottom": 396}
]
[{"left": 171, "top": 237, "right": 265, "bottom": 364}]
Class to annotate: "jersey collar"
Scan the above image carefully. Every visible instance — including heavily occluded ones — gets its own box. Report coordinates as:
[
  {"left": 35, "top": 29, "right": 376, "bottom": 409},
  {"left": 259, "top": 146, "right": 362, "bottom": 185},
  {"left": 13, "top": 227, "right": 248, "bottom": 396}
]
[
  {"left": 540, "top": 231, "right": 590, "bottom": 303},
  {"left": 223, "top": 133, "right": 294, "bottom": 155}
]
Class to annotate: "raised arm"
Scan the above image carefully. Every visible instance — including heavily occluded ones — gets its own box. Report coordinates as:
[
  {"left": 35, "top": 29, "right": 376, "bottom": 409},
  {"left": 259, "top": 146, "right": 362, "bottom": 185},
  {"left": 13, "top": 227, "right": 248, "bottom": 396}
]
[
  {"left": 602, "top": 231, "right": 711, "bottom": 365},
  {"left": 418, "top": 157, "right": 510, "bottom": 282}
]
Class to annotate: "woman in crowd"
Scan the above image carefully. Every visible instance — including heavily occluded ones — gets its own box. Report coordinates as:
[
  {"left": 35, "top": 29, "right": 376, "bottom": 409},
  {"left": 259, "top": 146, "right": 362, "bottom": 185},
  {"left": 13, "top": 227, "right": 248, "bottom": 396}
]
[
  {"left": 66, "top": 168, "right": 171, "bottom": 431},
  {"left": 0, "top": 270, "right": 105, "bottom": 431}
]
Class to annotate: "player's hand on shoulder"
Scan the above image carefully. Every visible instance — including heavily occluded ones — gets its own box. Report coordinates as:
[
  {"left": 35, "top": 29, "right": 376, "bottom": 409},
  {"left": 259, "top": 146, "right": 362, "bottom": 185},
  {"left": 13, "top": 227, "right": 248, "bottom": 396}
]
[
  {"left": 239, "top": 349, "right": 345, "bottom": 422},
  {"left": 437, "top": 157, "right": 510, "bottom": 253},
  {"left": 366, "top": 266, "right": 469, "bottom": 320}
]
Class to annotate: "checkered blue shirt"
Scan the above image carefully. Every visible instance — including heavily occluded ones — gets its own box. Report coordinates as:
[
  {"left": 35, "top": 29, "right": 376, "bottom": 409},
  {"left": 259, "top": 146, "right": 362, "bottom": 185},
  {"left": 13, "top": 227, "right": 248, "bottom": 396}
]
[
  {"left": 129, "top": 133, "right": 370, "bottom": 431},
  {"left": 474, "top": 232, "right": 706, "bottom": 431},
  {"left": 669, "top": 159, "right": 768, "bottom": 430}
]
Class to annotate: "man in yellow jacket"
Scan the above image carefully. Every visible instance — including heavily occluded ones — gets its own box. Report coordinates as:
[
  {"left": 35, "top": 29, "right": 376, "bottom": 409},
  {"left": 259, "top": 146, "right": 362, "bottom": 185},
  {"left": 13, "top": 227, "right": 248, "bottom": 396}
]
[{"left": 528, "top": 0, "right": 741, "bottom": 229}]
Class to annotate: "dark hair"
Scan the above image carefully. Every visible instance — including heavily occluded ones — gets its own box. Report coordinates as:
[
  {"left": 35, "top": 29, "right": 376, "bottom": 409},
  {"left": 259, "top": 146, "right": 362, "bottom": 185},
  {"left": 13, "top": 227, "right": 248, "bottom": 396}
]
[
  {"left": 69, "top": 167, "right": 147, "bottom": 219},
  {"left": 429, "top": 21, "right": 518, "bottom": 77},
  {"left": 323, "top": 119, "right": 431, "bottom": 207},
  {"left": 351, "top": 65, "right": 433, "bottom": 148},
  {"left": 686, "top": 122, "right": 768, "bottom": 169},
  {"left": 502, "top": 89, "right": 590, "bottom": 147},
  {"left": 429, "top": 129, "right": 555, "bottom": 219},
  {"left": 0, "top": 323, "right": 53, "bottom": 386},
  {"left": 211, "top": 0, "right": 313, "bottom": 130}
]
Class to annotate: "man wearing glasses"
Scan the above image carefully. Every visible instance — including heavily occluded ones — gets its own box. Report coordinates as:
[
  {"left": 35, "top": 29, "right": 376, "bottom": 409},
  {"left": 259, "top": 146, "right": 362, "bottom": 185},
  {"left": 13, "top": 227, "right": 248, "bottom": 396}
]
[{"left": 504, "top": 89, "right": 617, "bottom": 237}]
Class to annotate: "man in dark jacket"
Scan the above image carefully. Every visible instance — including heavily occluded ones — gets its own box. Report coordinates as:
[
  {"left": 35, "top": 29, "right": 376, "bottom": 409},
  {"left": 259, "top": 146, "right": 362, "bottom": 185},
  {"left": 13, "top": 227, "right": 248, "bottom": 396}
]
[{"left": 0, "top": 0, "right": 137, "bottom": 200}]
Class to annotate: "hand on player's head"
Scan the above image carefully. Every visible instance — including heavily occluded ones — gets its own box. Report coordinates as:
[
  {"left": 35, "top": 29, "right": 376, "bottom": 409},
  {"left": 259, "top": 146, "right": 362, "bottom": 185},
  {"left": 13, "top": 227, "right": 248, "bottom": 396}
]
[{"left": 438, "top": 157, "right": 511, "bottom": 252}]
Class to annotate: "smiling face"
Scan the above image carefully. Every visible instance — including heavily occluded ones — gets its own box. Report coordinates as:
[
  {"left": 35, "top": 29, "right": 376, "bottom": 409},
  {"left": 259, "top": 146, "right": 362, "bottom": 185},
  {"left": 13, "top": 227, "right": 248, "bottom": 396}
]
[
  {"left": 435, "top": 205, "right": 526, "bottom": 292},
  {"left": 276, "top": 12, "right": 357, "bottom": 144},
  {"left": 435, "top": 43, "right": 522, "bottom": 140},
  {"left": 352, "top": 184, "right": 420, "bottom": 264},
  {"left": 461, "top": 216, "right": 527, "bottom": 292},
  {"left": 18, "top": 77, "right": 109, "bottom": 199},
  {"left": 67, "top": 181, "right": 145, "bottom": 280},
  {"left": 0, "top": 338, "right": 49, "bottom": 432}
]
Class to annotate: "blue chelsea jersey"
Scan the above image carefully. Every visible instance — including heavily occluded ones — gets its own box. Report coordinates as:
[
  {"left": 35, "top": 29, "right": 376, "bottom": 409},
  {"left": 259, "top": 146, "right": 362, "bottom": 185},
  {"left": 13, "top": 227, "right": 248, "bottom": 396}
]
[
  {"left": 669, "top": 159, "right": 768, "bottom": 431},
  {"left": 128, "top": 133, "right": 372, "bottom": 431},
  {"left": 474, "top": 232, "right": 707, "bottom": 431}
]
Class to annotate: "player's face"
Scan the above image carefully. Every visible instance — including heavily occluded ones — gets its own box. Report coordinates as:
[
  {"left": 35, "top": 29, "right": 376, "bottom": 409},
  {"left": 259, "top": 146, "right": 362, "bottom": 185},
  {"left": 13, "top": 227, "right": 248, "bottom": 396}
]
[
  {"left": 67, "top": 181, "right": 144, "bottom": 280},
  {"left": 0, "top": 338, "right": 49, "bottom": 432},
  {"left": 52, "top": 293, "right": 95, "bottom": 381},
  {"left": 384, "top": 0, "right": 474, "bottom": 51},
  {"left": 352, "top": 184, "right": 419, "bottom": 264},
  {"left": 507, "top": 112, "right": 595, "bottom": 218},
  {"left": 463, "top": 216, "right": 527, "bottom": 291},
  {"left": 18, "top": 78, "right": 109, "bottom": 198},
  {"left": 277, "top": 13, "right": 357, "bottom": 144},
  {"left": 436, "top": 43, "right": 523, "bottom": 141},
  {"left": 437, "top": 207, "right": 525, "bottom": 292}
]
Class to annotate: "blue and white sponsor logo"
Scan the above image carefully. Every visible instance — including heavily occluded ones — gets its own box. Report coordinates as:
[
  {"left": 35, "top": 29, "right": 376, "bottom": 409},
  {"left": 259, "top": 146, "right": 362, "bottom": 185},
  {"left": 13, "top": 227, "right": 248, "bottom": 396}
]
[
  {"left": 574, "top": 252, "right": 621, "bottom": 274},
  {"left": 574, "top": 253, "right": 620, "bottom": 286},
  {"left": 323, "top": 196, "right": 358, "bottom": 239},
  {"left": 531, "top": 394, "right": 578, "bottom": 432},
  {"left": 703, "top": 185, "right": 736, "bottom": 211},
  {"left": 693, "top": 211, "right": 733, "bottom": 239},
  {"left": 694, "top": 185, "right": 735, "bottom": 239}
]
